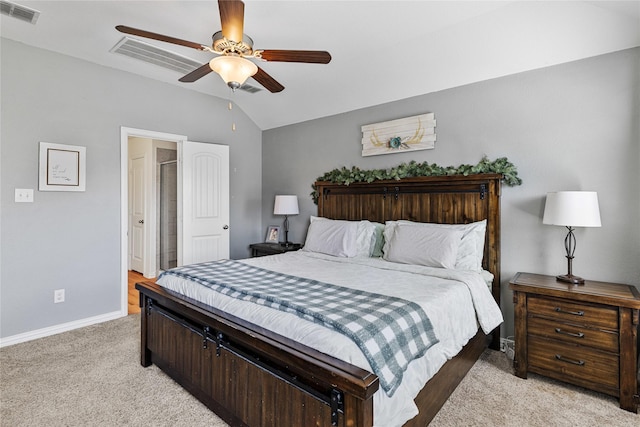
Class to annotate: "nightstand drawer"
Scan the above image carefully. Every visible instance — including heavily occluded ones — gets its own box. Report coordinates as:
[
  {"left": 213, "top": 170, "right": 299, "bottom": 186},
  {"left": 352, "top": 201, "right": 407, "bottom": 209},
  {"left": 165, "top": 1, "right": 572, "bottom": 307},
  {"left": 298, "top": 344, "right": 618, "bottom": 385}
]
[
  {"left": 528, "top": 296, "right": 618, "bottom": 330},
  {"left": 528, "top": 336, "right": 619, "bottom": 389},
  {"left": 528, "top": 316, "right": 619, "bottom": 353}
]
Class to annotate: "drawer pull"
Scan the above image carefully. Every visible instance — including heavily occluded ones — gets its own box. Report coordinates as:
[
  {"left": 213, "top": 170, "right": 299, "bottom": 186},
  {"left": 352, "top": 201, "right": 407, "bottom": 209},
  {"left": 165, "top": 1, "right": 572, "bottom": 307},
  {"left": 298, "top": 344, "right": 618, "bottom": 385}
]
[
  {"left": 554, "top": 328, "right": 585, "bottom": 338},
  {"left": 554, "top": 307, "right": 584, "bottom": 316},
  {"left": 555, "top": 354, "right": 585, "bottom": 366}
]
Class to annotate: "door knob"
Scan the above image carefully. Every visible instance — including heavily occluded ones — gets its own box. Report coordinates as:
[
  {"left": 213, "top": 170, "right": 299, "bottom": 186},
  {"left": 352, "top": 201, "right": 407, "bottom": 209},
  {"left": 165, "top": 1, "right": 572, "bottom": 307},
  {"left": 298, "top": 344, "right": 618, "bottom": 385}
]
[
  {"left": 138, "top": 219, "right": 144, "bottom": 224},
  {"left": 223, "top": 225, "right": 229, "bottom": 230}
]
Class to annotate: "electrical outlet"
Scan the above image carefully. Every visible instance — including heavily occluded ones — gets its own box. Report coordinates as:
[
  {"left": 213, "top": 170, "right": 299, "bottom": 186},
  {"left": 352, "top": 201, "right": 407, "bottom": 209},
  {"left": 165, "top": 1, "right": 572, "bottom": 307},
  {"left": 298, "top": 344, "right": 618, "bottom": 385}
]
[
  {"left": 501, "top": 337, "right": 515, "bottom": 360},
  {"left": 54, "top": 289, "right": 65, "bottom": 303},
  {"left": 500, "top": 337, "right": 515, "bottom": 351}
]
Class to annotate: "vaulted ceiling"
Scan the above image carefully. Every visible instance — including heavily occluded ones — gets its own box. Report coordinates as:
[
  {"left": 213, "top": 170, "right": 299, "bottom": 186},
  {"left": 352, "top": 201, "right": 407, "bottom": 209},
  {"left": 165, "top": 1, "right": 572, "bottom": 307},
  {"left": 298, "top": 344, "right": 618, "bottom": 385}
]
[{"left": 2, "top": 1, "right": 639, "bottom": 130}]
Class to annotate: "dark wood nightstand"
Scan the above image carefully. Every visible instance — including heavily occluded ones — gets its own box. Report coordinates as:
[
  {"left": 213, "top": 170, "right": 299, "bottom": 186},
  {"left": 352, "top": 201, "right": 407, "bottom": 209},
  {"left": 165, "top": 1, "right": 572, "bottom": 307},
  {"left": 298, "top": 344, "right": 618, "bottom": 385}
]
[
  {"left": 510, "top": 272, "right": 640, "bottom": 413},
  {"left": 249, "top": 242, "right": 302, "bottom": 257}
]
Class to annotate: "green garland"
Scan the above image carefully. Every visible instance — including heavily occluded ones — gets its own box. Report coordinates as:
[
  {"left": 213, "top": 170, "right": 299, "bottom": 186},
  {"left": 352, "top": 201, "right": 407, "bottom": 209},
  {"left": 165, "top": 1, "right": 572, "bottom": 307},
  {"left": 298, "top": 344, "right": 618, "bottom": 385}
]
[{"left": 311, "top": 156, "right": 522, "bottom": 203}]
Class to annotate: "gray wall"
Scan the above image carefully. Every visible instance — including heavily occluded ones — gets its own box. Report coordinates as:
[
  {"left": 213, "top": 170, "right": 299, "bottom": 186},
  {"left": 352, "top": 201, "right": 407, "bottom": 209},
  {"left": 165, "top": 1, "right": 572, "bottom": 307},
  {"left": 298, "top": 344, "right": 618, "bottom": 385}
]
[
  {"left": 262, "top": 47, "right": 640, "bottom": 337},
  {"left": 2, "top": 38, "right": 638, "bottom": 341},
  {"left": 1, "top": 39, "right": 263, "bottom": 338}
]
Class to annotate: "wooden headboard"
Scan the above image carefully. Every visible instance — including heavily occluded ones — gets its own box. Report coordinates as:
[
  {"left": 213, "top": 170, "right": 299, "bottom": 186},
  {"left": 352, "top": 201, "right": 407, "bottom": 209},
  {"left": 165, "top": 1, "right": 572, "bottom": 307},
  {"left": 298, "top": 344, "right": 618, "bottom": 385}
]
[{"left": 315, "top": 173, "right": 502, "bottom": 345}]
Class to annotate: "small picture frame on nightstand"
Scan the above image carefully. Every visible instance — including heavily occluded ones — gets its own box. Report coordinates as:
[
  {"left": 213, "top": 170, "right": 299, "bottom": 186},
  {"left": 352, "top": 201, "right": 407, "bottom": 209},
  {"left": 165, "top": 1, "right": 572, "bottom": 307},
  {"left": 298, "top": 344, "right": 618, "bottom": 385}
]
[{"left": 265, "top": 226, "right": 280, "bottom": 243}]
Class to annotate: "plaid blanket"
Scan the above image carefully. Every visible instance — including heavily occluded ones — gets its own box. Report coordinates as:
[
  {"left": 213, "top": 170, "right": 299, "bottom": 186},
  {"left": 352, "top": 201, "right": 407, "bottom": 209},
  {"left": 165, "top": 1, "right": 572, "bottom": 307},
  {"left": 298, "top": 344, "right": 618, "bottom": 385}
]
[{"left": 159, "top": 259, "right": 439, "bottom": 396}]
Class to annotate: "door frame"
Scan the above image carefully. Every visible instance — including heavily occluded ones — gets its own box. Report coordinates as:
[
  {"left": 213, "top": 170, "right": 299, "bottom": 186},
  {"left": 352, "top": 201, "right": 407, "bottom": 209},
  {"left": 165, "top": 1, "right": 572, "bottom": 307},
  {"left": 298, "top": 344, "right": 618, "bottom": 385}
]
[{"left": 120, "top": 127, "right": 187, "bottom": 316}]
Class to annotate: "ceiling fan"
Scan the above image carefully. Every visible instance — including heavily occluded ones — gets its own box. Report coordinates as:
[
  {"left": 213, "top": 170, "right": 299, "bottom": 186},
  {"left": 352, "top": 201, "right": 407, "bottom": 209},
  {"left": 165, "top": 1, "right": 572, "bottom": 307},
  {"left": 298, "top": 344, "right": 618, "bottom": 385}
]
[{"left": 116, "top": 0, "right": 331, "bottom": 93}]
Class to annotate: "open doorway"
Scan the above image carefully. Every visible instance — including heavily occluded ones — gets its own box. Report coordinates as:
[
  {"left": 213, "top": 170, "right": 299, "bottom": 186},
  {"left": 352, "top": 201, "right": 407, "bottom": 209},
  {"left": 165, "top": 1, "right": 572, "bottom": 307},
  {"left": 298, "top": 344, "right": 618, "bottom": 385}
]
[
  {"left": 120, "top": 127, "right": 230, "bottom": 316},
  {"left": 120, "top": 127, "right": 187, "bottom": 316},
  {"left": 127, "top": 139, "right": 177, "bottom": 314},
  {"left": 127, "top": 137, "right": 177, "bottom": 277}
]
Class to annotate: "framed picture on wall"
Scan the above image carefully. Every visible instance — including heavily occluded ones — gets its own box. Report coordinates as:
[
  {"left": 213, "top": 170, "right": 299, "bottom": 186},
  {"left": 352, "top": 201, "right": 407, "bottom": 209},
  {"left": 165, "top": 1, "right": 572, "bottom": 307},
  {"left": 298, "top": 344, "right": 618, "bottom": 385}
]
[
  {"left": 265, "top": 226, "right": 280, "bottom": 243},
  {"left": 39, "top": 142, "right": 86, "bottom": 191}
]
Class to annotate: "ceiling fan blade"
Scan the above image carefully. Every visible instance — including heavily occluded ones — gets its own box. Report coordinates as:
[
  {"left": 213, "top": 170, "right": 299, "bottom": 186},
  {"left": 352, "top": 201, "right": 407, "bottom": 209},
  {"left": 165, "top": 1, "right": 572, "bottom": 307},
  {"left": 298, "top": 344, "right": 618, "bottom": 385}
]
[
  {"left": 260, "top": 50, "right": 332, "bottom": 64},
  {"left": 252, "top": 67, "right": 284, "bottom": 93},
  {"left": 116, "top": 25, "right": 205, "bottom": 51},
  {"left": 179, "top": 63, "right": 214, "bottom": 83},
  {"left": 218, "top": 0, "right": 244, "bottom": 43}
]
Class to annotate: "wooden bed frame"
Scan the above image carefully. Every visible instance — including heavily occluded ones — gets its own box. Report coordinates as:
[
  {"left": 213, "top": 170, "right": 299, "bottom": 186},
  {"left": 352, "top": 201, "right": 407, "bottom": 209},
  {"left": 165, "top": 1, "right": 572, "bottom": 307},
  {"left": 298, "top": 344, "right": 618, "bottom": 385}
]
[{"left": 136, "top": 173, "right": 502, "bottom": 427}]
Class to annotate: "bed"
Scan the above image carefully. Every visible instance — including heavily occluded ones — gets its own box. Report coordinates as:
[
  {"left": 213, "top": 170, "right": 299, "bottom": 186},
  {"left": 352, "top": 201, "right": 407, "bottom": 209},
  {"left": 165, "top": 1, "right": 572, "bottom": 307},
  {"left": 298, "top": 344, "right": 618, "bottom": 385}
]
[{"left": 136, "top": 173, "right": 503, "bottom": 427}]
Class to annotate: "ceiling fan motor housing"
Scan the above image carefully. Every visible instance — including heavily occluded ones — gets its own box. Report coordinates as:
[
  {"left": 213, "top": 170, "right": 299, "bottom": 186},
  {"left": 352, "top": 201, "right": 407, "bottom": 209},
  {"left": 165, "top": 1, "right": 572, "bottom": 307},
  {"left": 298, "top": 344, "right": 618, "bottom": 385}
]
[{"left": 212, "top": 31, "right": 254, "bottom": 56}]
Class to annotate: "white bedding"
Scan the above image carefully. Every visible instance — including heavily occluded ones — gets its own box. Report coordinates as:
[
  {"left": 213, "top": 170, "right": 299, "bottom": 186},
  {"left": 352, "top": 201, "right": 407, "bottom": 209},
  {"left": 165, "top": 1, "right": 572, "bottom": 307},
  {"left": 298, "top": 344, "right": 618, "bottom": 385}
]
[{"left": 157, "top": 251, "right": 503, "bottom": 427}]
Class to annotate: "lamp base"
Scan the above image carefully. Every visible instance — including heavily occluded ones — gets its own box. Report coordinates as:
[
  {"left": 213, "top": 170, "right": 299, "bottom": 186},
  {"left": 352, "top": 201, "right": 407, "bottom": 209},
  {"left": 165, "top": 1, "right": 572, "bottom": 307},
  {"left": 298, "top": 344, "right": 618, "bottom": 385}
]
[{"left": 556, "top": 274, "right": 585, "bottom": 285}]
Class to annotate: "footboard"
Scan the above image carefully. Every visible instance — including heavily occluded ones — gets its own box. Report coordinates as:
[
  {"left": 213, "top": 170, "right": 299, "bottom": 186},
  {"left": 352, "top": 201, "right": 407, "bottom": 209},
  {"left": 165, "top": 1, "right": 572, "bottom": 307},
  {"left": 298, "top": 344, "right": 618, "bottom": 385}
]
[{"left": 136, "top": 281, "right": 379, "bottom": 427}]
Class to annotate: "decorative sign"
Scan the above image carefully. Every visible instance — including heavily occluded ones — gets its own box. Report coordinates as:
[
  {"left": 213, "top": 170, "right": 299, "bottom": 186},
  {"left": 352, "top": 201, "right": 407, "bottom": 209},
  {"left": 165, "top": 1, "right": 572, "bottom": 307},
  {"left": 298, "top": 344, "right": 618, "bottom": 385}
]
[
  {"left": 361, "top": 113, "right": 436, "bottom": 157},
  {"left": 39, "top": 142, "right": 86, "bottom": 191}
]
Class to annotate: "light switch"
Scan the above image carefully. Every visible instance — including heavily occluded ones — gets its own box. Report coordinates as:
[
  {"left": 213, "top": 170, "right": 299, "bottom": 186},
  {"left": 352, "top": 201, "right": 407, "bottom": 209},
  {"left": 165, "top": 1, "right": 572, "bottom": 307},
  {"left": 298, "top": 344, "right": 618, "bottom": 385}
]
[{"left": 15, "top": 188, "right": 34, "bottom": 203}]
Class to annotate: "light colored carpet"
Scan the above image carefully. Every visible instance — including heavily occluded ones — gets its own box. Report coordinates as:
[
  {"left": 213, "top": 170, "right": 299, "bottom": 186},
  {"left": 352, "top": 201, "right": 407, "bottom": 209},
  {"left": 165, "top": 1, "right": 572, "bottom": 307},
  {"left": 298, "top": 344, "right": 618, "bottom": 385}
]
[
  {"left": 430, "top": 347, "right": 639, "bottom": 427},
  {"left": 1, "top": 314, "right": 225, "bottom": 427},
  {"left": 1, "top": 314, "right": 638, "bottom": 426}
]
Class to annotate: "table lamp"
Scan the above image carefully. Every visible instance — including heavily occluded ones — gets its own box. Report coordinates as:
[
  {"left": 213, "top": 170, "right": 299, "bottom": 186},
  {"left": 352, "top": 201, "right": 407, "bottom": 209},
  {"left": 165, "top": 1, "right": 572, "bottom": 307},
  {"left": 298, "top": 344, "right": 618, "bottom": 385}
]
[
  {"left": 274, "top": 195, "right": 299, "bottom": 247},
  {"left": 542, "top": 191, "right": 601, "bottom": 284}
]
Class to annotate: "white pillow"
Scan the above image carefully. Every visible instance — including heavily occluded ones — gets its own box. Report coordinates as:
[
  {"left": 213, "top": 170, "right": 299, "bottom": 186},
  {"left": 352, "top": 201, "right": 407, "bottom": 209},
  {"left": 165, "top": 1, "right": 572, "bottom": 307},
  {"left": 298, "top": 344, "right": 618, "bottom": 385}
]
[
  {"left": 382, "top": 221, "right": 399, "bottom": 257},
  {"left": 309, "top": 216, "right": 377, "bottom": 257},
  {"left": 383, "top": 220, "right": 486, "bottom": 271},
  {"left": 383, "top": 223, "right": 463, "bottom": 269},
  {"left": 302, "top": 217, "right": 358, "bottom": 257},
  {"left": 420, "top": 220, "right": 486, "bottom": 271},
  {"left": 356, "top": 220, "right": 377, "bottom": 257}
]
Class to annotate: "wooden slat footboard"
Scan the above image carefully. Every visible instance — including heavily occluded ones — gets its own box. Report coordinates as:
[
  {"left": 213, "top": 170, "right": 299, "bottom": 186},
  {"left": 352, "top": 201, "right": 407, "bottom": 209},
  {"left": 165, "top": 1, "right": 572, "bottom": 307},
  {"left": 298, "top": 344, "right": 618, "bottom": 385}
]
[{"left": 137, "top": 280, "right": 379, "bottom": 427}]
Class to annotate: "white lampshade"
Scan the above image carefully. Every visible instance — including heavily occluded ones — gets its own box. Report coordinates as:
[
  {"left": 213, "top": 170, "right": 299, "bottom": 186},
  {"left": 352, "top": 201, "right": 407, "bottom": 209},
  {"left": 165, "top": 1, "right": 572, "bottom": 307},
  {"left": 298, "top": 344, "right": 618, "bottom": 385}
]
[
  {"left": 274, "top": 195, "right": 299, "bottom": 215},
  {"left": 543, "top": 191, "right": 601, "bottom": 227},
  {"left": 209, "top": 56, "right": 258, "bottom": 87}
]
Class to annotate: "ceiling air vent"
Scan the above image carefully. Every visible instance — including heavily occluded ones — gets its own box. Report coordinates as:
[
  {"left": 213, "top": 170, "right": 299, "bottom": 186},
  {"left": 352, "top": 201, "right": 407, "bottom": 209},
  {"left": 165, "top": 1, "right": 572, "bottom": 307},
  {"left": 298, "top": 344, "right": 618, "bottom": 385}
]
[
  {"left": 110, "top": 36, "right": 202, "bottom": 75},
  {"left": 0, "top": 1, "right": 40, "bottom": 24},
  {"left": 238, "top": 84, "right": 262, "bottom": 94}
]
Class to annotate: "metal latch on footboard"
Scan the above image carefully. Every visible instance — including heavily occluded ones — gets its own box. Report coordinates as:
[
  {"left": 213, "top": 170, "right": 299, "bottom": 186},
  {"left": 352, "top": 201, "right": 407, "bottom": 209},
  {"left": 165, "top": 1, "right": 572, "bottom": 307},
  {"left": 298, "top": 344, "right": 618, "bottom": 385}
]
[
  {"left": 202, "top": 326, "right": 211, "bottom": 349},
  {"left": 330, "top": 388, "right": 344, "bottom": 426},
  {"left": 145, "top": 297, "right": 153, "bottom": 316},
  {"left": 216, "top": 332, "right": 224, "bottom": 357}
]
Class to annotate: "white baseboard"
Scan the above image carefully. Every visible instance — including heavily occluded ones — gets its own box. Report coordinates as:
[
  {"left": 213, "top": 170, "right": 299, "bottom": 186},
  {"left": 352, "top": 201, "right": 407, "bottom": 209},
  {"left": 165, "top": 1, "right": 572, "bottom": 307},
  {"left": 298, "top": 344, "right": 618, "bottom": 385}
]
[{"left": 0, "top": 310, "right": 125, "bottom": 348}]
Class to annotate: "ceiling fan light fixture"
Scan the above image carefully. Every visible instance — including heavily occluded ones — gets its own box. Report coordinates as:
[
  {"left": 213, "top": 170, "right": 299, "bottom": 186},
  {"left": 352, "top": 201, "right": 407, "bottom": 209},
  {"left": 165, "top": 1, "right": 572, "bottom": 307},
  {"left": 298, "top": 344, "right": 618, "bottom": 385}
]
[{"left": 209, "top": 55, "right": 257, "bottom": 90}]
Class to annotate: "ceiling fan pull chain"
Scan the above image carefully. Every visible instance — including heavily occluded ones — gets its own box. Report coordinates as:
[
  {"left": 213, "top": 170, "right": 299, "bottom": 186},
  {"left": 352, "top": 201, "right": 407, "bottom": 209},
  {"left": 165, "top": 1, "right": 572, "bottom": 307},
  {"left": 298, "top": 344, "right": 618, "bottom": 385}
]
[{"left": 228, "top": 91, "right": 237, "bottom": 132}]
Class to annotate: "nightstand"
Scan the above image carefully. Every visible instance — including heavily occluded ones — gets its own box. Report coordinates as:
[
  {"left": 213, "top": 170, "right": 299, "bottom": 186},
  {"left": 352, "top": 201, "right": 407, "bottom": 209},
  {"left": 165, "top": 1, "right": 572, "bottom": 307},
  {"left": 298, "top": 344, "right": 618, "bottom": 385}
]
[
  {"left": 249, "top": 242, "right": 302, "bottom": 257},
  {"left": 510, "top": 272, "right": 640, "bottom": 413}
]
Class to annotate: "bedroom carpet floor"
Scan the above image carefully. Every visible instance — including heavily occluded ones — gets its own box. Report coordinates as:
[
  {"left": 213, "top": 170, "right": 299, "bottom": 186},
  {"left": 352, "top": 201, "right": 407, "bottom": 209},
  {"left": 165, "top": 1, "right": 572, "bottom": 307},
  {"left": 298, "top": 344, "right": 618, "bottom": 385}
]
[{"left": 1, "top": 314, "right": 638, "bottom": 426}]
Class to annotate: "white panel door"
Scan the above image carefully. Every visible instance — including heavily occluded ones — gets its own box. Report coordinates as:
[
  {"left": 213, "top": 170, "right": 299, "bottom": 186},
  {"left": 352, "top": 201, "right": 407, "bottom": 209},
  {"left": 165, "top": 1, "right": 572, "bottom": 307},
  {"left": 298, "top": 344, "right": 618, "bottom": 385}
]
[
  {"left": 180, "top": 141, "right": 230, "bottom": 265},
  {"left": 129, "top": 155, "right": 146, "bottom": 273}
]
